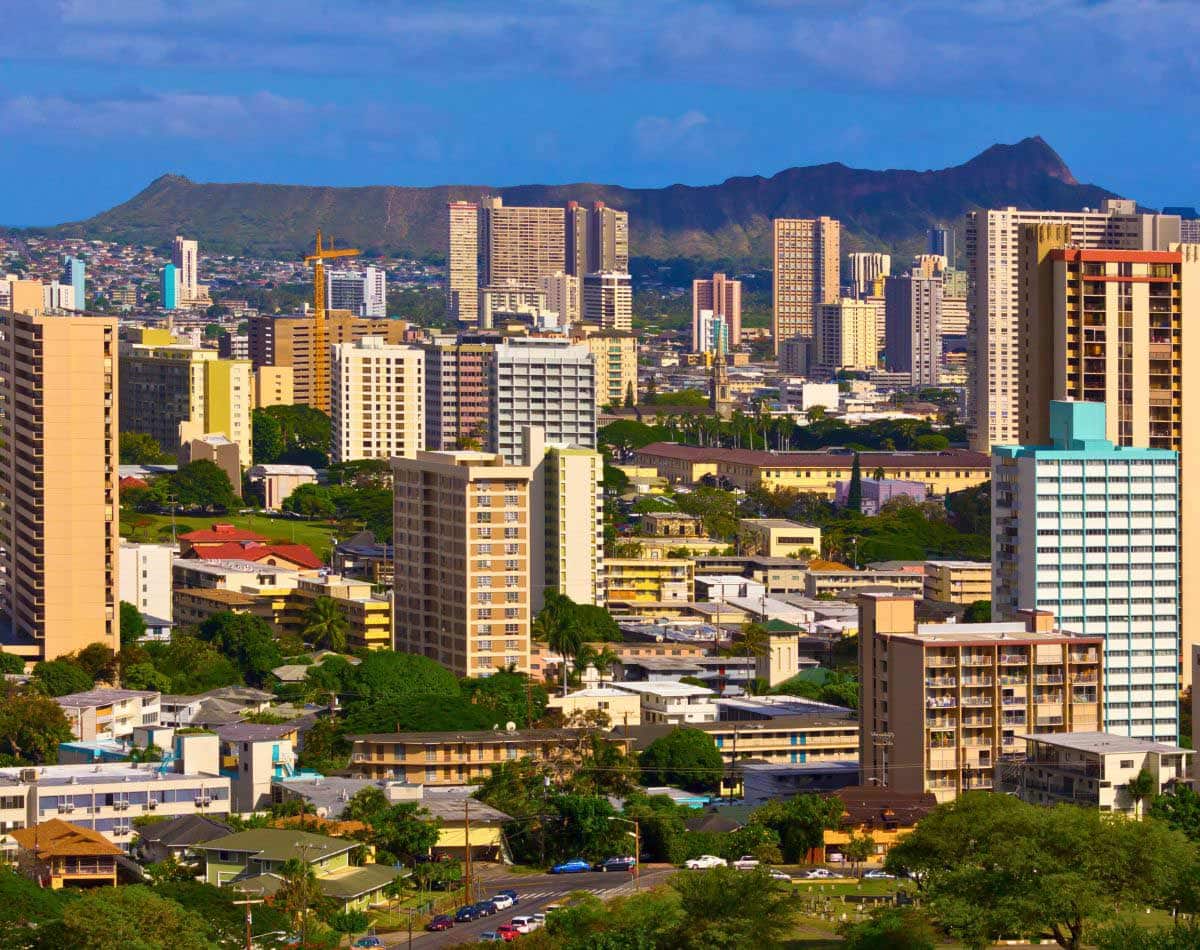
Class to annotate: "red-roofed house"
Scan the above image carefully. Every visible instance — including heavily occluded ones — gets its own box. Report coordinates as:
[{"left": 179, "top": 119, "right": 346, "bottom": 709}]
[
  {"left": 189, "top": 541, "right": 323, "bottom": 570},
  {"left": 179, "top": 523, "right": 268, "bottom": 557},
  {"left": 119, "top": 476, "right": 149, "bottom": 491}
]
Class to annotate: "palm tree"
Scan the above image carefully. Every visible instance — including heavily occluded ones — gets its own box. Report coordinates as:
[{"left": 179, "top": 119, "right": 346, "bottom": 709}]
[
  {"left": 1125, "top": 767, "right": 1156, "bottom": 819},
  {"left": 591, "top": 646, "right": 618, "bottom": 684},
  {"left": 276, "top": 857, "right": 326, "bottom": 947},
  {"left": 301, "top": 595, "right": 350, "bottom": 653},
  {"left": 534, "top": 592, "right": 584, "bottom": 696}
]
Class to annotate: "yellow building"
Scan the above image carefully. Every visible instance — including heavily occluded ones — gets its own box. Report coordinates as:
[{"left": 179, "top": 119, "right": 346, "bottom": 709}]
[
  {"left": 573, "top": 328, "right": 637, "bottom": 408},
  {"left": 739, "top": 519, "right": 821, "bottom": 558},
  {"left": 330, "top": 336, "right": 424, "bottom": 463},
  {"left": 0, "top": 311, "right": 119, "bottom": 660},
  {"left": 634, "top": 443, "right": 990, "bottom": 497},
  {"left": 604, "top": 558, "right": 694, "bottom": 603},
  {"left": 773, "top": 217, "right": 840, "bottom": 356},
  {"left": 924, "top": 560, "right": 992, "bottom": 605},
  {"left": 119, "top": 344, "right": 252, "bottom": 463},
  {"left": 818, "top": 786, "right": 938, "bottom": 864},
  {"left": 252, "top": 365, "right": 294, "bottom": 408},
  {"left": 814, "top": 298, "right": 878, "bottom": 372},
  {"left": 548, "top": 687, "right": 642, "bottom": 727},
  {"left": 2, "top": 277, "right": 47, "bottom": 316}
]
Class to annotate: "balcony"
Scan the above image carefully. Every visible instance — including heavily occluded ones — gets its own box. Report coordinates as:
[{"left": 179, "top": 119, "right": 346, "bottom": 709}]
[
  {"left": 999, "top": 654, "right": 1028, "bottom": 665},
  {"left": 1035, "top": 674, "right": 1064, "bottom": 685},
  {"left": 926, "top": 697, "right": 957, "bottom": 709},
  {"left": 925, "top": 656, "right": 957, "bottom": 668},
  {"left": 925, "top": 677, "right": 957, "bottom": 688}
]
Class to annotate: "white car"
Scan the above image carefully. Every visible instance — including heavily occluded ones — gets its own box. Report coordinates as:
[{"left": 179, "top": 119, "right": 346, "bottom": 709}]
[
  {"left": 530, "top": 913, "right": 547, "bottom": 926},
  {"left": 488, "top": 894, "right": 515, "bottom": 910},
  {"left": 804, "top": 868, "right": 837, "bottom": 879},
  {"left": 863, "top": 869, "right": 895, "bottom": 880},
  {"left": 510, "top": 916, "right": 538, "bottom": 934},
  {"left": 731, "top": 855, "right": 760, "bottom": 870},
  {"left": 685, "top": 854, "right": 728, "bottom": 870},
  {"left": 767, "top": 869, "right": 792, "bottom": 882}
]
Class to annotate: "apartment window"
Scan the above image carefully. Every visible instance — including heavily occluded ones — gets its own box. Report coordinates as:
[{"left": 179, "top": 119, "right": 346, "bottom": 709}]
[{"left": 1119, "top": 759, "right": 1135, "bottom": 769}]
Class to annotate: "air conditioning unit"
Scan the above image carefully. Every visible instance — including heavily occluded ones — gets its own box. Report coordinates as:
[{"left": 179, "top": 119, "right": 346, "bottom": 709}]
[
  {"left": 113, "top": 801, "right": 129, "bottom": 811},
  {"left": 195, "top": 796, "right": 212, "bottom": 807},
  {"left": 147, "top": 800, "right": 158, "bottom": 810},
  {"left": 57, "top": 804, "right": 74, "bottom": 813}
]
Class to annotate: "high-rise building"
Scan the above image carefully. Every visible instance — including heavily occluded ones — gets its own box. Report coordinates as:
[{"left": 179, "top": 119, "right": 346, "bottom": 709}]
[
  {"left": 0, "top": 311, "right": 119, "bottom": 660},
  {"left": 992, "top": 401, "right": 1179, "bottom": 741},
  {"left": 119, "top": 345, "right": 252, "bottom": 464},
  {"left": 694, "top": 310, "right": 729, "bottom": 357},
  {"left": 859, "top": 592, "right": 1104, "bottom": 801},
  {"left": 61, "top": 256, "right": 85, "bottom": 311},
  {"left": 965, "top": 199, "right": 1179, "bottom": 452},
  {"left": 692, "top": 273, "right": 742, "bottom": 352},
  {"left": 172, "top": 235, "right": 204, "bottom": 306},
  {"left": 532, "top": 440, "right": 604, "bottom": 612},
  {"left": 1164, "top": 207, "right": 1200, "bottom": 243},
  {"left": 391, "top": 444, "right": 534, "bottom": 676},
  {"left": 847, "top": 253, "right": 890, "bottom": 298},
  {"left": 1014, "top": 236, "right": 1200, "bottom": 687},
  {"left": 42, "top": 282, "right": 75, "bottom": 312},
  {"left": 480, "top": 196, "right": 566, "bottom": 290},
  {"left": 246, "top": 313, "right": 408, "bottom": 408},
  {"left": 422, "top": 336, "right": 494, "bottom": 451},
  {"left": 885, "top": 275, "right": 942, "bottom": 386},
  {"left": 479, "top": 283, "right": 547, "bottom": 329},
  {"left": 572, "top": 329, "right": 637, "bottom": 409},
  {"left": 538, "top": 272, "right": 581, "bottom": 325},
  {"left": 772, "top": 217, "right": 840, "bottom": 354},
  {"left": 330, "top": 336, "right": 424, "bottom": 463},
  {"left": 447, "top": 201, "right": 480, "bottom": 325},
  {"left": 582, "top": 272, "right": 632, "bottom": 332},
  {"left": 161, "top": 263, "right": 179, "bottom": 311},
  {"left": 490, "top": 338, "right": 596, "bottom": 464},
  {"left": 326, "top": 267, "right": 386, "bottom": 318},
  {"left": 252, "top": 365, "right": 293, "bottom": 409},
  {"left": 814, "top": 298, "right": 878, "bottom": 372},
  {"left": 565, "top": 201, "right": 629, "bottom": 277},
  {"left": 940, "top": 294, "right": 969, "bottom": 339},
  {"left": 927, "top": 227, "right": 954, "bottom": 267}
]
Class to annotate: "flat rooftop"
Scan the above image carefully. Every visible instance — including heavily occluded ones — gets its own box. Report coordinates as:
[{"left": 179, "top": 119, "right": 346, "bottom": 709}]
[
  {"left": 1018, "top": 732, "right": 1192, "bottom": 755},
  {"left": 0, "top": 763, "right": 224, "bottom": 789},
  {"left": 612, "top": 681, "right": 715, "bottom": 698}
]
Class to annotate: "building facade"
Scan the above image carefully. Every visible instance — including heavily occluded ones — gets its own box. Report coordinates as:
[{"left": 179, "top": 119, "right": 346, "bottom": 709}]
[
  {"left": 537, "top": 444, "right": 604, "bottom": 610},
  {"left": 814, "top": 298, "right": 878, "bottom": 372},
  {"left": 539, "top": 271, "right": 581, "bottom": 324},
  {"left": 573, "top": 329, "right": 637, "bottom": 409},
  {"left": 582, "top": 271, "right": 632, "bottom": 332},
  {"left": 447, "top": 200, "right": 480, "bottom": 324},
  {"left": 692, "top": 273, "right": 742, "bottom": 351},
  {"left": 884, "top": 275, "right": 942, "bottom": 386},
  {"left": 330, "top": 336, "right": 424, "bottom": 463},
  {"left": 992, "top": 401, "right": 1179, "bottom": 740},
  {"left": 847, "top": 253, "right": 890, "bottom": 298},
  {"left": 326, "top": 267, "right": 386, "bottom": 318},
  {"left": 0, "top": 311, "right": 119, "bottom": 660},
  {"left": 773, "top": 217, "right": 840, "bottom": 353},
  {"left": 119, "top": 541, "right": 174, "bottom": 622},
  {"left": 422, "top": 336, "right": 493, "bottom": 451}
]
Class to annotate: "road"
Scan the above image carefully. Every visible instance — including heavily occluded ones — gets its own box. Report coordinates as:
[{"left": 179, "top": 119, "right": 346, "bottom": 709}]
[{"left": 381, "top": 867, "right": 676, "bottom": 947}]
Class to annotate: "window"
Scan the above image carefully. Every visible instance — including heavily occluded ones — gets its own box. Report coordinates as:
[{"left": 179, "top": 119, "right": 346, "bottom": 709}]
[{"left": 1119, "top": 759, "right": 1135, "bottom": 769}]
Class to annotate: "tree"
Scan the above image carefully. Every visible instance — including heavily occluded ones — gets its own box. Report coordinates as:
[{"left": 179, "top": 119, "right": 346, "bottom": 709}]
[
  {"left": 120, "top": 601, "right": 147, "bottom": 647},
  {"left": 196, "top": 612, "right": 282, "bottom": 686},
  {"left": 843, "top": 832, "right": 875, "bottom": 877},
  {"left": 624, "top": 382, "right": 635, "bottom": 408},
  {"left": 640, "top": 728, "right": 724, "bottom": 792},
  {"left": 31, "top": 658, "right": 93, "bottom": 696},
  {"left": 884, "top": 793, "right": 1199, "bottom": 950},
  {"left": 275, "top": 858, "right": 328, "bottom": 947},
  {"left": 166, "top": 459, "right": 241, "bottom": 511},
  {"left": 301, "top": 596, "right": 350, "bottom": 653},
  {"left": 460, "top": 669, "right": 549, "bottom": 727},
  {"left": 846, "top": 453, "right": 863, "bottom": 512},
  {"left": 534, "top": 591, "right": 584, "bottom": 696},
  {"left": 668, "top": 866, "right": 797, "bottom": 948},
  {"left": 326, "top": 910, "right": 369, "bottom": 940},
  {"left": 120, "top": 431, "right": 173, "bottom": 465},
  {"left": 259, "top": 404, "right": 332, "bottom": 467},
  {"left": 0, "top": 652, "right": 24, "bottom": 675},
  {"left": 751, "top": 793, "right": 845, "bottom": 863},
  {"left": 145, "top": 633, "right": 243, "bottom": 694},
  {"left": 961, "top": 600, "right": 991, "bottom": 623},
  {"left": 0, "top": 683, "right": 73, "bottom": 763},
  {"left": 283, "top": 483, "right": 336, "bottom": 518},
  {"left": 50, "top": 884, "right": 212, "bottom": 950},
  {"left": 1149, "top": 784, "right": 1200, "bottom": 839},
  {"left": 73, "top": 643, "right": 118, "bottom": 682},
  {"left": 251, "top": 409, "right": 286, "bottom": 465},
  {"left": 351, "top": 650, "right": 460, "bottom": 702},
  {"left": 841, "top": 908, "right": 938, "bottom": 950},
  {"left": 1125, "top": 767, "right": 1156, "bottom": 819}
]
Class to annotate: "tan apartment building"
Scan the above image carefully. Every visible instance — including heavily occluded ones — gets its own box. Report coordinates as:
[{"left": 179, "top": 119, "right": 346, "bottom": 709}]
[
  {"left": 330, "top": 336, "right": 424, "bottom": 463},
  {"left": 573, "top": 328, "right": 637, "bottom": 408},
  {"left": 965, "top": 199, "right": 1179, "bottom": 452},
  {"left": 692, "top": 273, "right": 742, "bottom": 351},
  {"left": 814, "top": 299, "right": 878, "bottom": 372},
  {"left": 536, "top": 444, "right": 604, "bottom": 610},
  {"left": 773, "top": 217, "right": 840, "bottom": 356},
  {"left": 119, "top": 344, "right": 252, "bottom": 463},
  {"left": 252, "top": 365, "right": 293, "bottom": 408},
  {"left": 923, "top": 560, "right": 992, "bottom": 605},
  {"left": 447, "top": 200, "right": 480, "bottom": 324},
  {"left": 539, "top": 271, "right": 581, "bottom": 324},
  {"left": 480, "top": 197, "right": 566, "bottom": 290},
  {"left": 348, "top": 728, "right": 633, "bottom": 785},
  {"left": 739, "top": 519, "right": 821, "bottom": 558},
  {"left": 0, "top": 311, "right": 119, "bottom": 660},
  {"left": 805, "top": 567, "right": 925, "bottom": 599},
  {"left": 392, "top": 447, "right": 534, "bottom": 676},
  {"left": 422, "top": 336, "right": 494, "bottom": 451},
  {"left": 621, "top": 715, "right": 859, "bottom": 769},
  {"left": 246, "top": 313, "right": 408, "bottom": 407},
  {"left": 565, "top": 201, "right": 629, "bottom": 277},
  {"left": 1, "top": 277, "right": 47, "bottom": 316},
  {"left": 859, "top": 593, "right": 1104, "bottom": 802}
]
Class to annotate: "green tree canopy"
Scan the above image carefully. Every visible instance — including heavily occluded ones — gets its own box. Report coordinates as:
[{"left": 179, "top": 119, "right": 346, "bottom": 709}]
[
  {"left": 251, "top": 409, "right": 286, "bottom": 465},
  {"left": 0, "top": 652, "right": 24, "bottom": 675},
  {"left": 640, "top": 727, "right": 724, "bottom": 792},
  {"left": 0, "top": 683, "right": 74, "bottom": 764},
  {"left": 165, "top": 459, "right": 242, "bottom": 511},
  {"left": 47, "top": 883, "right": 211, "bottom": 950},
  {"left": 962, "top": 600, "right": 992, "bottom": 623},
  {"left": 196, "top": 611, "right": 283, "bottom": 686},
  {"left": 751, "top": 793, "right": 845, "bottom": 863},
  {"left": 120, "top": 601, "right": 147, "bottom": 646},
  {"left": 257, "top": 404, "right": 332, "bottom": 467},
  {"left": 119, "top": 431, "right": 173, "bottom": 465},
  {"left": 301, "top": 596, "right": 350, "bottom": 653},
  {"left": 31, "top": 659, "right": 93, "bottom": 696}
]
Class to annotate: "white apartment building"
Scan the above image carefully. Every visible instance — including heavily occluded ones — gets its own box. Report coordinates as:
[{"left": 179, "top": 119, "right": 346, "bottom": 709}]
[
  {"left": 330, "top": 336, "right": 424, "bottom": 463},
  {"left": 119, "top": 541, "right": 175, "bottom": 622},
  {"left": 56, "top": 689, "right": 163, "bottom": 742},
  {"left": 993, "top": 401, "right": 1179, "bottom": 742},
  {"left": 966, "top": 199, "right": 1179, "bottom": 452},
  {"left": 489, "top": 338, "right": 596, "bottom": 465},
  {"left": 612, "top": 681, "right": 719, "bottom": 725},
  {"left": 847, "top": 252, "right": 890, "bottom": 297},
  {"left": 583, "top": 271, "right": 633, "bottom": 332},
  {"left": 326, "top": 267, "right": 387, "bottom": 318}
]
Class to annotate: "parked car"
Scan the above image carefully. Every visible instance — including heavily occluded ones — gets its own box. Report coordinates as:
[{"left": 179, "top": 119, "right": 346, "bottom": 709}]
[
  {"left": 511, "top": 916, "right": 538, "bottom": 934},
  {"left": 767, "top": 869, "right": 792, "bottom": 882},
  {"left": 543, "top": 904, "right": 563, "bottom": 915},
  {"left": 427, "top": 915, "right": 454, "bottom": 932},
  {"left": 803, "top": 868, "right": 837, "bottom": 879},
  {"left": 530, "top": 913, "right": 547, "bottom": 926},
  {"left": 685, "top": 854, "right": 728, "bottom": 870},
  {"left": 474, "top": 901, "right": 497, "bottom": 917},
  {"left": 550, "top": 858, "right": 592, "bottom": 874},
  {"left": 732, "top": 855, "right": 760, "bottom": 870},
  {"left": 479, "top": 932, "right": 503, "bottom": 943},
  {"left": 455, "top": 905, "right": 481, "bottom": 923},
  {"left": 497, "top": 888, "right": 519, "bottom": 904},
  {"left": 597, "top": 856, "right": 637, "bottom": 872},
  {"left": 489, "top": 894, "right": 516, "bottom": 911},
  {"left": 495, "top": 924, "right": 521, "bottom": 942},
  {"left": 863, "top": 869, "right": 895, "bottom": 880},
  {"left": 353, "top": 937, "right": 383, "bottom": 949}
]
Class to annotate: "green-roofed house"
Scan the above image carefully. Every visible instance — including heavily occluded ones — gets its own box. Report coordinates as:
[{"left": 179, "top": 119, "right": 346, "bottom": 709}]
[{"left": 194, "top": 828, "right": 404, "bottom": 913}]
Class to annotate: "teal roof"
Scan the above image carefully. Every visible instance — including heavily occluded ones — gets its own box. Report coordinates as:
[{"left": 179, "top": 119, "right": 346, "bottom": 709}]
[{"left": 994, "top": 401, "right": 1177, "bottom": 461}]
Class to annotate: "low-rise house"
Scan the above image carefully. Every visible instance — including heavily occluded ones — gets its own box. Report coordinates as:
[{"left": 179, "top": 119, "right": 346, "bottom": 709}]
[
  {"left": 738, "top": 519, "right": 822, "bottom": 558},
  {"left": 923, "top": 560, "right": 992, "bottom": 605},
  {"left": 11, "top": 819, "right": 121, "bottom": 889},
  {"left": 605, "top": 558, "right": 695, "bottom": 603},
  {"left": 136, "top": 814, "right": 233, "bottom": 864},
  {"left": 818, "top": 786, "right": 938, "bottom": 864},
  {"left": 996, "top": 732, "right": 1195, "bottom": 814},
  {"left": 548, "top": 687, "right": 643, "bottom": 727},
  {"left": 56, "top": 689, "right": 161, "bottom": 742},
  {"left": 610, "top": 681, "right": 718, "bottom": 725},
  {"left": 246, "top": 464, "right": 318, "bottom": 510}
]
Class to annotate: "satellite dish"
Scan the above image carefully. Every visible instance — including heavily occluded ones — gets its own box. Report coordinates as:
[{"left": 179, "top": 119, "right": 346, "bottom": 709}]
[{"left": 506, "top": 721, "right": 517, "bottom": 732}]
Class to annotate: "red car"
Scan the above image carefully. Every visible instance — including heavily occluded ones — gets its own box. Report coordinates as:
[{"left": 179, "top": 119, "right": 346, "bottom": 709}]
[
  {"left": 496, "top": 924, "right": 521, "bottom": 942},
  {"left": 426, "top": 914, "right": 454, "bottom": 932}
]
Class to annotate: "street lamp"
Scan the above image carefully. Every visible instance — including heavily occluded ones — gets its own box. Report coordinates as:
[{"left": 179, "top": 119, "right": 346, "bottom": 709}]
[{"left": 606, "top": 816, "right": 640, "bottom": 891}]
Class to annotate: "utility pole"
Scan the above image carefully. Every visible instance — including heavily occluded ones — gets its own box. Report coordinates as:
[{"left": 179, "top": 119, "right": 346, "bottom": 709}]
[
  {"left": 463, "top": 798, "right": 472, "bottom": 904},
  {"left": 871, "top": 732, "right": 895, "bottom": 788},
  {"left": 232, "top": 898, "right": 263, "bottom": 950}
]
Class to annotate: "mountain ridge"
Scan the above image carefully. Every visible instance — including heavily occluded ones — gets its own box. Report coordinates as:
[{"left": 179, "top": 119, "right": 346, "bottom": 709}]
[{"left": 42, "top": 137, "right": 1118, "bottom": 263}]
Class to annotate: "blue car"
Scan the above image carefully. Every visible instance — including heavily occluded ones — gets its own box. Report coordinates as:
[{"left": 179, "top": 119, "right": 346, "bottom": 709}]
[
  {"left": 550, "top": 858, "right": 592, "bottom": 874},
  {"left": 455, "top": 905, "right": 481, "bottom": 922},
  {"left": 498, "top": 888, "right": 519, "bottom": 904}
]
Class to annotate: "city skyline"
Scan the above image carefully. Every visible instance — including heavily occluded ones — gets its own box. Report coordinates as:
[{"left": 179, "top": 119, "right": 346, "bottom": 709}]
[{"left": 3, "top": 1, "right": 1200, "bottom": 225}]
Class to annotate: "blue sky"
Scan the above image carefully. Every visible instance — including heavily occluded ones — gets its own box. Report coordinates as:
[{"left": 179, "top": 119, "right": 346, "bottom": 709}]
[{"left": 3, "top": 0, "right": 1199, "bottom": 226}]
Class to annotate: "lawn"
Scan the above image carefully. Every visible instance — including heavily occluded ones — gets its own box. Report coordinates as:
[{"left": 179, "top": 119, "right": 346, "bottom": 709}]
[{"left": 120, "top": 509, "right": 339, "bottom": 558}]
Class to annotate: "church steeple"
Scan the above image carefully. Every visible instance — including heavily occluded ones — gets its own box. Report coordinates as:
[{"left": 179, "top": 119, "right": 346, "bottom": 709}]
[{"left": 710, "top": 329, "right": 732, "bottom": 419}]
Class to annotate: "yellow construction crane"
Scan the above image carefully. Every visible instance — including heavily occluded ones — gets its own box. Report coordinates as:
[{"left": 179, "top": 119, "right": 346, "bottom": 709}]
[{"left": 304, "top": 229, "right": 360, "bottom": 413}]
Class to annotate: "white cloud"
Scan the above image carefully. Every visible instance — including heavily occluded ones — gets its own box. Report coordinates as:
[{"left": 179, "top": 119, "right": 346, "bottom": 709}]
[{"left": 634, "top": 110, "right": 710, "bottom": 156}]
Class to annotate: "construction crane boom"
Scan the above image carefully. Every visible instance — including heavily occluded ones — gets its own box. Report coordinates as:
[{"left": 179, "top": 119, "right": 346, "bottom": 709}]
[{"left": 304, "top": 229, "right": 360, "bottom": 413}]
